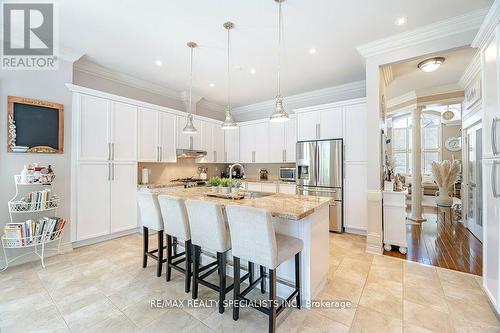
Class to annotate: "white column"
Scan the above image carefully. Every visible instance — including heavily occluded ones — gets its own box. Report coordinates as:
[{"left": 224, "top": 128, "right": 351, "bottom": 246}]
[{"left": 409, "top": 106, "right": 426, "bottom": 222}]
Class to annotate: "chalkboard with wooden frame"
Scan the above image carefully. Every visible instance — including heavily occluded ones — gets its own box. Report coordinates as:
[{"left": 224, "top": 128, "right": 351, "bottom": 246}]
[{"left": 7, "top": 96, "right": 64, "bottom": 153}]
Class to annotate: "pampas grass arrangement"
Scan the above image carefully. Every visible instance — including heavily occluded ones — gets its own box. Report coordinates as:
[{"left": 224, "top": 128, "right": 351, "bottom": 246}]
[{"left": 431, "top": 160, "right": 460, "bottom": 189}]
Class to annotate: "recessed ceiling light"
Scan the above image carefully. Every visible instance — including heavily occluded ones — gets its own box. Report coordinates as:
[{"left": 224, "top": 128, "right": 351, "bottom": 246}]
[
  {"left": 395, "top": 17, "right": 407, "bottom": 26},
  {"left": 249, "top": 68, "right": 256, "bottom": 75},
  {"left": 209, "top": 83, "right": 215, "bottom": 87},
  {"left": 309, "top": 48, "right": 317, "bottom": 55},
  {"left": 418, "top": 57, "right": 445, "bottom": 73},
  {"left": 155, "top": 59, "right": 162, "bottom": 66}
]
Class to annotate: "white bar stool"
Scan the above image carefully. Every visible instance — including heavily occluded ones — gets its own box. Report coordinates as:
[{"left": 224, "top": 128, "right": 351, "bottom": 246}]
[
  {"left": 137, "top": 192, "right": 166, "bottom": 277},
  {"left": 158, "top": 195, "right": 192, "bottom": 293},
  {"left": 225, "top": 205, "right": 303, "bottom": 333},
  {"left": 185, "top": 199, "right": 234, "bottom": 313}
]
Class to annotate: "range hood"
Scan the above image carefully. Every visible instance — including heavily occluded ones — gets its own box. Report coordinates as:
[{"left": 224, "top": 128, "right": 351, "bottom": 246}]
[{"left": 176, "top": 149, "right": 207, "bottom": 159}]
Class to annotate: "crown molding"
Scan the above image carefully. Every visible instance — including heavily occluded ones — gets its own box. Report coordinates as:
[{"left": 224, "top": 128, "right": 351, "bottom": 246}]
[
  {"left": 458, "top": 50, "right": 481, "bottom": 88},
  {"left": 74, "top": 58, "right": 182, "bottom": 100},
  {"left": 232, "top": 80, "right": 366, "bottom": 115},
  {"left": 472, "top": 0, "right": 500, "bottom": 49},
  {"left": 381, "top": 65, "right": 394, "bottom": 87},
  {"left": 386, "top": 84, "right": 463, "bottom": 109},
  {"left": 197, "top": 98, "right": 226, "bottom": 113},
  {"left": 59, "top": 46, "right": 85, "bottom": 63},
  {"left": 357, "top": 8, "right": 489, "bottom": 59}
]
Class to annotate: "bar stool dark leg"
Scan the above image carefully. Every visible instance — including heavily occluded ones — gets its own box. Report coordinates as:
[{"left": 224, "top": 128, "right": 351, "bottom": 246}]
[
  {"left": 166, "top": 235, "right": 172, "bottom": 281},
  {"left": 185, "top": 240, "right": 192, "bottom": 293},
  {"left": 218, "top": 252, "right": 227, "bottom": 314},
  {"left": 156, "top": 231, "right": 163, "bottom": 277},
  {"left": 249, "top": 262, "right": 254, "bottom": 284},
  {"left": 142, "top": 226, "right": 148, "bottom": 268},
  {"left": 295, "top": 252, "right": 301, "bottom": 309},
  {"left": 269, "top": 269, "right": 277, "bottom": 333},
  {"left": 192, "top": 245, "right": 200, "bottom": 299},
  {"left": 233, "top": 256, "right": 240, "bottom": 321},
  {"left": 260, "top": 265, "right": 265, "bottom": 293}
]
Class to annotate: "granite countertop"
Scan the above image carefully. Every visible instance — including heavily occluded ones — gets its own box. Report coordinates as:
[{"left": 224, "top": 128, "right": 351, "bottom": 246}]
[
  {"left": 153, "top": 186, "right": 329, "bottom": 220},
  {"left": 138, "top": 183, "right": 186, "bottom": 189}
]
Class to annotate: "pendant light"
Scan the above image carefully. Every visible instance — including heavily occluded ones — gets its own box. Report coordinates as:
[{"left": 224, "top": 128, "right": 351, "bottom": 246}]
[
  {"left": 269, "top": 0, "right": 289, "bottom": 122},
  {"left": 221, "top": 22, "right": 238, "bottom": 129},
  {"left": 183, "top": 41, "right": 198, "bottom": 134}
]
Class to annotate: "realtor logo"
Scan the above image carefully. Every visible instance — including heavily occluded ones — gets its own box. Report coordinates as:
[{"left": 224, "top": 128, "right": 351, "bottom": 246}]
[{"left": 1, "top": 2, "right": 58, "bottom": 70}]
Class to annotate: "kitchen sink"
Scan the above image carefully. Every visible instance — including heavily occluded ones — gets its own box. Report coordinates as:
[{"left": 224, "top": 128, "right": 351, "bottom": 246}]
[{"left": 244, "top": 192, "right": 274, "bottom": 199}]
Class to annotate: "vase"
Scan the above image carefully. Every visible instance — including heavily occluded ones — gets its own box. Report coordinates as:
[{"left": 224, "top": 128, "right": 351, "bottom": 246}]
[
  {"left": 436, "top": 187, "right": 453, "bottom": 206},
  {"left": 221, "top": 187, "right": 230, "bottom": 194},
  {"left": 211, "top": 186, "right": 218, "bottom": 193},
  {"left": 231, "top": 187, "right": 239, "bottom": 194}
]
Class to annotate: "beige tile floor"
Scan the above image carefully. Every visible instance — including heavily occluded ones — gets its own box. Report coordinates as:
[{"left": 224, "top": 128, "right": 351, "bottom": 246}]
[{"left": 1, "top": 232, "right": 499, "bottom": 333}]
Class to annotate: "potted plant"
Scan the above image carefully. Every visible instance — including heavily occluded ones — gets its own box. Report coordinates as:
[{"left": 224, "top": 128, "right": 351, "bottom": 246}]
[
  {"left": 431, "top": 160, "right": 460, "bottom": 206},
  {"left": 220, "top": 178, "right": 231, "bottom": 194},
  {"left": 231, "top": 179, "right": 242, "bottom": 194},
  {"left": 207, "top": 177, "right": 221, "bottom": 193}
]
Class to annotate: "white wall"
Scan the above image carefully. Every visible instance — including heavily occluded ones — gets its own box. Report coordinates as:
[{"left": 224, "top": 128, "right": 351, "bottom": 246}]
[{"left": 0, "top": 59, "right": 74, "bottom": 263}]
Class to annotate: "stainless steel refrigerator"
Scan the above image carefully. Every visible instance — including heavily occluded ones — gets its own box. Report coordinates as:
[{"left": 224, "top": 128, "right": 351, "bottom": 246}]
[{"left": 296, "top": 139, "right": 343, "bottom": 232}]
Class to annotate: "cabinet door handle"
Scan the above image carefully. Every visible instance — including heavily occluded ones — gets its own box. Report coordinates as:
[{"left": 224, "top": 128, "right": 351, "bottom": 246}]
[
  {"left": 493, "top": 161, "right": 500, "bottom": 198},
  {"left": 283, "top": 149, "right": 286, "bottom": 162},
  {"left": 492, "top": 118, "right": 499, "bottom": 156},
  {"left": 159, "top": 146, "right": 162, "bottom": 162},
  {"left": 189, "top": 136, "right": 193, "bottom": 150},
  {"left": 108, "top": 163, "right": 111, "bottom": 181},
  {"left": 112, "top": 163, "right": 115, "bottom": 181},
  {"left": 315, "top": 124, "right": 320, "bottom": 139},
  {"left": 111, "top": 143, "right": 115, "bottom": 161},
  {"left": 108, "top": 143, "right": 111, "bottom": 161},
  {"left": 214, "top": 150, "right": 217, "bottom": 163}
]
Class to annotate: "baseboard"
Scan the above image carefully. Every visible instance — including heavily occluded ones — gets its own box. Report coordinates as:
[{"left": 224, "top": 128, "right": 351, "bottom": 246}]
[
  {"left": 72, "top": 228, "right": 139, "bottom": 248},
  {"left": 344, "top": 227, "right": 367, "bottom": 236}
]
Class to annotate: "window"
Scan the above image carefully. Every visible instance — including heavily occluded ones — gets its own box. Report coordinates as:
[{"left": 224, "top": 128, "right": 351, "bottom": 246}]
[{"left": 391, "top": 113, "right": 441, "bottom": 175}]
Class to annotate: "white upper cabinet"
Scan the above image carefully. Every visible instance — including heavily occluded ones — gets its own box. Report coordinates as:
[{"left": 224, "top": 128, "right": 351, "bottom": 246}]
[
  {"left": 343, "top": 103, "right": 367, "bottom": 162},
  {"left": 158, "top": 112, "right": 177, "bottom": 162},
  {"left": 319, "top": 107, "right": 342, "bottom": 139},
  {"left": 269, "top": 122, "right": 285, "bottom": 162},
  {"left": 285, "top": 117, "right": 297, "bottom": 162},
  {"left": 138, "top": 107, "right": 159, "bottom": 162},
  {"left": 224, "top": 127, "right": 240, "bottom": 163},
  {"left": 297, "top": 111, "right": 319, "bottom": 141},
  {"left": 254, "top": 122, "right": 269, "bottom": 163},
  {"left": 78, "top": 94, "right": 110, "bottom": 161},
  {"left": 483, "top": 28, "right": 500, "bottom": 159},
  {"left": 239, "top": 124, "right": 254, "bottom": 163},
  {"left": 111, "top": 101, "right": 137, "bottom": 162},
  {"left": 213, "top": 124, "right": 224, "bottom": 163},
  {"left": 201, "top": 121, "right": 215, "bottom": 162}
]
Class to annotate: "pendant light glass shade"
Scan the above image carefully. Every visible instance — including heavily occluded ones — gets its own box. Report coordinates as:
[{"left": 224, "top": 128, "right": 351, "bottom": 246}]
[
  {"left": 183, "top": 41, "right": 198, "bottom": 134},
  {"left": 221, "top": 22, "right": 238, "bottom": 130},
  {"left": 269, "top": 0, "right": 289, "bottom": 123}
]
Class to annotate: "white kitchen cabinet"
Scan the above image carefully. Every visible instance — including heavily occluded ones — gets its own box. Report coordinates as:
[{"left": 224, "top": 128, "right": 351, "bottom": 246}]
[
  {"left": 224, "top": 127, "right": 240, "bottom": 163},
  {"left": 158, "top": 112, "right": 177, "bottom": 162},
  {"left": 278, "top": 183, "right": 296, "bottom": 194},
  {"left": 201, "top": 121, "right": 215, "bottom": 162},
  {"left": 177, "top": 116, "right": 202, "bottom": 150},
  {"left": 285, "top": 117, "right": 297, "bottom": 162},
  {"left": 483, "top": 29, "right": 500, "bottom": 159},
  {"left": 138, "top": 107, "right": 159, "bottom": 162},
  {"left": 110, "top": 163, "right": 138, "bottom": 233},
  {"left": 240, "top": 125, "right": 255, "bottom": 163},
  {"left": 269, "top": 122, "right": 285, "bottom": 162},
  {"left": 111, "top": 101, "right": 137, "bottom": 162},
  {"left": 76, "top": 162, "right": 111, "bottom": 240},
  {"left": 344, "top": 162, "right": 367, "bottom": 233},
  {"left": 254, "top": 122, "right": 269, "bottom": 163},
  {"left": 297, "top": 111, "right": 319, "bottom": 141},
  {"left": 214, "top": 124, "right": 225, "bottom": 163},
  {"left": 138, "top": 108, "right": 176, "bottom": 162},
  {"left": 343, "top": 103, "right": 367, "bottom": 162},
  {"left": 319, "top": 107, "right": 342, "bottom": 139},
  {"left": 78, "top": 94, "right": 110, "bottom": 161}
]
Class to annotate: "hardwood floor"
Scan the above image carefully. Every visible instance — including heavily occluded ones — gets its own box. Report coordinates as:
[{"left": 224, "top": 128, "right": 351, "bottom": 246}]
[{"left": 384, "top": 207, "right": 483, "bottom": 276}]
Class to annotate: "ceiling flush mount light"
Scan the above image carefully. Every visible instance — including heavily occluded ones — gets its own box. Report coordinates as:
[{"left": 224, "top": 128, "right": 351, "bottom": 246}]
[
  {"left": 395, "top": 17, "right": 407, "bottom": 26},
  {"left": 309, "top": 48, "right": 317, "bottom": 55},
  {"left": 418, "top": 57, "right": 445, "bottom": 73},
  {"left": 183, "top": 41, "right": 198, "bottom": 135},
  {"left": 270, "top": 0, "right": 289, "bottom": 123},
  {"left": 155, "top": 59, "right": 162, "bottom": 66},
  {"left": 221, "top": 21, "right": 237, "bottom": 130},
  {"left": 209, "top": 83, "right": 215, "bottom": 87},
  {"left": 250, "top": 68, "right": 256, "bottom": 75}
]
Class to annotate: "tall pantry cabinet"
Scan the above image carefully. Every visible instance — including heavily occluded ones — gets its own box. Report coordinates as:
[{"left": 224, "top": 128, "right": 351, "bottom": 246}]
[{"left": 73, "top": 93, "right": 138, "bottom": 242}]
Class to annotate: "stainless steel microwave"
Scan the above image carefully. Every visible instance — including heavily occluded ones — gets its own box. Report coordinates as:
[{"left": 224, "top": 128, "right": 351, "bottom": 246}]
[{"left": 279, "top": 167, "right": 296, "bottom": 181}]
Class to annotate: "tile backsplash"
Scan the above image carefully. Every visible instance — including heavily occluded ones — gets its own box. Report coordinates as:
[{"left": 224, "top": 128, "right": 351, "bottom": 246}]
[
  {"left": 242, "top": 163, "right": 295, "bottom": 180},
  {"left": 138, "top": 159, "right": 225, "bottom": 184}
]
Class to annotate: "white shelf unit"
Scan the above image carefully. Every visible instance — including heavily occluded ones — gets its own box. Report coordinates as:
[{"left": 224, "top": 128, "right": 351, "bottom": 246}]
[{"left": 1, "top": 175, "right": 65, "bottom": 271}]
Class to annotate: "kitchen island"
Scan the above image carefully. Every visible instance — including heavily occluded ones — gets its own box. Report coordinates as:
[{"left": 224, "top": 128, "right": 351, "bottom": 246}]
[{"left": 153, "top": 186, "right": 330, "bottom": 305}]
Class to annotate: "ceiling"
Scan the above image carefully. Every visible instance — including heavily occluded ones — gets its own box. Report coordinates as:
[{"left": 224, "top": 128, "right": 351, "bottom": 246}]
[
  {"left": 386, "top": 47, "right": 477, "bottom": 99},
  {"left": 60, "top": 0, "right": 493, "bottom": 107}
]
